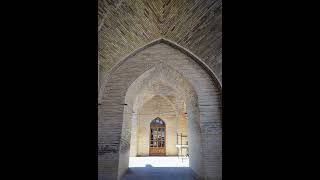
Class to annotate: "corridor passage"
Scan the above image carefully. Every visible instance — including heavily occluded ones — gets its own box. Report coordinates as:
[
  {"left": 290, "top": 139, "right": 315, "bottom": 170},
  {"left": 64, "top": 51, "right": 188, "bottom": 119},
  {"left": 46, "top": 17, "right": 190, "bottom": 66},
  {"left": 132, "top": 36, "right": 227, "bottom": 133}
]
[{"left": 121, "top": 167, "right": 198, "bottom": 180}]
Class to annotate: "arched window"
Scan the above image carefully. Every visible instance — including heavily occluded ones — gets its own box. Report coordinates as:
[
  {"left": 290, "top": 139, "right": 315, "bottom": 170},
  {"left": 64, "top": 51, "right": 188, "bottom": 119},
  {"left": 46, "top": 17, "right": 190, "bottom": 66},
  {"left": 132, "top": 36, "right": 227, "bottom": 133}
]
[{"left": 149, "top": 117, "right": 166, "bottom": 155}]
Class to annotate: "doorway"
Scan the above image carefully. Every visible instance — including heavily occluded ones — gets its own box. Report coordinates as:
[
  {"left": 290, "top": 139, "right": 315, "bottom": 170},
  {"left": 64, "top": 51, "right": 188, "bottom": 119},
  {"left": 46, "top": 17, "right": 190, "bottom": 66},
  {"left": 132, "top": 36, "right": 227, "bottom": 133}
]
[{"left": 149, "top": 117, "right": 166, "bottom": 156}]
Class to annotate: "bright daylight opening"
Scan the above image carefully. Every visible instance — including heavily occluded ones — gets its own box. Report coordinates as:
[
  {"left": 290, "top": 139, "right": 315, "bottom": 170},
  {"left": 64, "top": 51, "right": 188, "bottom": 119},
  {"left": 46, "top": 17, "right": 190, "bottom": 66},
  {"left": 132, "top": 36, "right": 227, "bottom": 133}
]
[{"left": 129, "top": 156, "right": 189, "bottom": 167}]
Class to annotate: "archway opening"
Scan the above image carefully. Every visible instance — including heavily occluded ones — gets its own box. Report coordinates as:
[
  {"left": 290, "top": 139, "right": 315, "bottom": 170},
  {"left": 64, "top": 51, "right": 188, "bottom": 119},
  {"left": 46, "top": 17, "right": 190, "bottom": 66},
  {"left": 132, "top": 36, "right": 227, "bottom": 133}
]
[
  {"left": 99, "top": 41, "right": 221, "bottom": 180},
  {"left": 122, "top": 63, "right": 202, "bottom": 178},
  {"left": 127, "top": 80, "right": 191, "bottom": 168}
]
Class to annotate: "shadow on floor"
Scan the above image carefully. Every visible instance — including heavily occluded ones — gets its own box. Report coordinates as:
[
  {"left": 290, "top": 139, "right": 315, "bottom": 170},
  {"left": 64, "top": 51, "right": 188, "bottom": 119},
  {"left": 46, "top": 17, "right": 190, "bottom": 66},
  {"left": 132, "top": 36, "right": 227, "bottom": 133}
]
[{"left": 121, "top": 167, "right": 199, "bottom": 180}]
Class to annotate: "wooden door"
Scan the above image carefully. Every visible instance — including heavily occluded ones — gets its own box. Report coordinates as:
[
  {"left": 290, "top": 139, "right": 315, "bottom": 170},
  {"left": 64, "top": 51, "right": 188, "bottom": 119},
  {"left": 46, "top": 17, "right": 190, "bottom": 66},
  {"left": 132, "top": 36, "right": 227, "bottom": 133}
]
[{"left": 149, "top": 118, "right": 166, "bottom": 156}]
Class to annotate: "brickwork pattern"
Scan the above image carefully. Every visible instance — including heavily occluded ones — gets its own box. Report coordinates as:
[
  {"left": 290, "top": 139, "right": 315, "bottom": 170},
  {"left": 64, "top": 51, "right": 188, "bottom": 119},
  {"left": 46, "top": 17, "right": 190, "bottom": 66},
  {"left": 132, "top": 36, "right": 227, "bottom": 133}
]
[
  {"left": 99, "top": 43, "right": 221, "bottom": 179},
  {"left": 98, "top": 0, "right": 222, "bottom": 90}
]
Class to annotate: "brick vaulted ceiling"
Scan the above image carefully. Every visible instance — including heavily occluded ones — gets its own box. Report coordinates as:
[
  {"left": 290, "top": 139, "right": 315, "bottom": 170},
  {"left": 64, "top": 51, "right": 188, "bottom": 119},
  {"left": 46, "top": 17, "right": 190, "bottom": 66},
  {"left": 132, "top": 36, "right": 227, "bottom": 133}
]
[{"left": 98, "top": 0, "right": 222, "bottom": 87}]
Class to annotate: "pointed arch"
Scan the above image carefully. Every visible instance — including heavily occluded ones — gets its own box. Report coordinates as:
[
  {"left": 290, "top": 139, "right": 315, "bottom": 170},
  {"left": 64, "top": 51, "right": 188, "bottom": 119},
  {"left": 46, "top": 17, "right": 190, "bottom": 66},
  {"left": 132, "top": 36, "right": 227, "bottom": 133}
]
[
  {"left": 98, "top": 38, "right": 221, "bottom": 104},
  {"left": 99, "top": 40, "right": 221, "bottom": 180}
]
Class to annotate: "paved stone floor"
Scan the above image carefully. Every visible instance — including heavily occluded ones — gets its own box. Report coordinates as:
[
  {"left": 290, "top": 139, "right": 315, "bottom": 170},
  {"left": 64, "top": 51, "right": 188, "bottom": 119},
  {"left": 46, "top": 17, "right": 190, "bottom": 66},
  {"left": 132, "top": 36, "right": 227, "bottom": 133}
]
[
  {"left": 121, "top": 167, "right": 198, "bottom": 180},
  {"left": 123, "top": 157, "right": 196, "bottom": 180}
]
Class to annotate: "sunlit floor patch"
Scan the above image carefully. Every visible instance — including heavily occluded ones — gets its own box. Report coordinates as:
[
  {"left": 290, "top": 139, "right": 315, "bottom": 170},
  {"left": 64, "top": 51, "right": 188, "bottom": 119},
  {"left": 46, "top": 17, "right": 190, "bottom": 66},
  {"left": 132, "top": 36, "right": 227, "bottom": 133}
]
[{"left": 129, "top": 156, "right": 189, "bottom": 167}]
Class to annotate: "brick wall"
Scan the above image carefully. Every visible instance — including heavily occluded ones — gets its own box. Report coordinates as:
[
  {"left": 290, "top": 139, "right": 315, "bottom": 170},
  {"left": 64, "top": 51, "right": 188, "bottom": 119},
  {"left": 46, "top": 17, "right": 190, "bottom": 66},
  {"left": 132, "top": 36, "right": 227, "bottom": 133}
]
[{"left": 99, "top": 42, "right": 221, "bottom": 179}]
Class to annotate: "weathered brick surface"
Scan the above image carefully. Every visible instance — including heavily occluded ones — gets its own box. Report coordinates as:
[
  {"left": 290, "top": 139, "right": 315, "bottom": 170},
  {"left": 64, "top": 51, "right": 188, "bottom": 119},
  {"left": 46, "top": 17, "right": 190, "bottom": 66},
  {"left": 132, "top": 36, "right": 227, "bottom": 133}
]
[
  {"left": 98, "top": 0, "right": 222, "bottom": 90},
  {"left": 99, "top": 43, "right": 221, "bottom": 179}
]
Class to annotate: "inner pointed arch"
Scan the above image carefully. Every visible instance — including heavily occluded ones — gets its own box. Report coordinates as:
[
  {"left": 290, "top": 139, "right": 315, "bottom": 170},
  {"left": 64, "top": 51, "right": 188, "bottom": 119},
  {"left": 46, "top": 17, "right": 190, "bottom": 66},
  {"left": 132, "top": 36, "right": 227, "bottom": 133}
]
[{"left": 125, "top": 62, "right": 198, "bottom": 111}]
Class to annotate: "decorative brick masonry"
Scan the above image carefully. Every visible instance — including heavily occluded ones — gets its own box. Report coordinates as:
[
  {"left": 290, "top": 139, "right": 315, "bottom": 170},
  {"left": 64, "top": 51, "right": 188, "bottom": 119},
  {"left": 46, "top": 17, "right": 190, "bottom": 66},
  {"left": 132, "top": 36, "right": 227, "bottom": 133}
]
[
  {"left": 98, "top": 0, "right": 222, "bottom": 90},
  {"left": 99, "top": 42, "right": 221, "bottom": 179}
]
